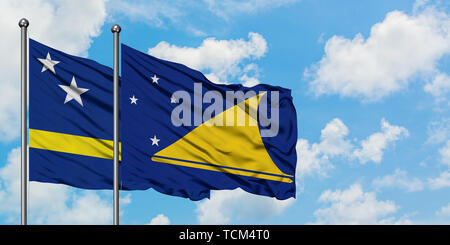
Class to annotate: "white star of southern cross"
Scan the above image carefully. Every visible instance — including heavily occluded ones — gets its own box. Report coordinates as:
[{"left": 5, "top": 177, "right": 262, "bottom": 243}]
[
  {"left": 150, "top": 135, "right": 160, "bottom": 146},
  {"left": 58, "top": 76, "right": 89, "bottom": 106},
  {"left": 151, "top": 74, "right": 160, "bottom": 84},
  {"left": 170, "top": 95, "right": 177, "bottom": 103},
  {"left": 37, "top": 52, "right": 60, "bottom": 74},
  {"left": 130, "top": 95, "right": 138, "bottom": 104}
]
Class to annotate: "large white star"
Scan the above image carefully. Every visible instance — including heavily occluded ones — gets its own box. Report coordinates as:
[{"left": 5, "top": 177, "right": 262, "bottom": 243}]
[
  {"left": 151, "top": 74, "right": 159, "bottom": 84},
  {"left": 37, "top": 52, "right": 60, "bottom": 74},
  {"left": 150, "top": 135, "right": 160, "bottom": 146},
  {"left": 58, "top": 76, "right": 89, "bottom": 106},
  {"left": 130, "top": 95, "right": 138, "bottom": 104}
]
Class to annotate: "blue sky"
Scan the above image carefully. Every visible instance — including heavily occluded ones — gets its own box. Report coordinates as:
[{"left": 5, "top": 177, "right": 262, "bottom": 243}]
[{"left": 0, "top": 0, "right": 450, "bottom": 224}]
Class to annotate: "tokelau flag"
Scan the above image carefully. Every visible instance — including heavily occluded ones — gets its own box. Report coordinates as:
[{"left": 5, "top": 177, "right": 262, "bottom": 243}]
[
  {"left": 29, "top": 39, "right": 117, "bottom": 189},
  {"left": 120, "top": 44, "right": 298, "bottom": 200}
]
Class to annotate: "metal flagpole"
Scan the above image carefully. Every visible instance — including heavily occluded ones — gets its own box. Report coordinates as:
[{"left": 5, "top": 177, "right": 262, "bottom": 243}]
[
  {"left": 111, "top": 24, "right": 121, "bottom": 226},
  {"left": 19, "top": 18, "right": 29, "bottom": 226}
]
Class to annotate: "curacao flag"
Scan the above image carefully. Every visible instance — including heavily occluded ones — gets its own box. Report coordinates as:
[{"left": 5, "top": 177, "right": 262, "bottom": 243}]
[
  {"left": 28, "top": 39, "right": 118, "bottom": 189},
  {"left": 120, "top": 44, "right": 298, "bottom": 200}
]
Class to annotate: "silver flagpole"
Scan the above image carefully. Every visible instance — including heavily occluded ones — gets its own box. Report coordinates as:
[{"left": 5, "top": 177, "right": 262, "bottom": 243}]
[
  {"left": 19, "top": 18, "right": 29, "bottom": 226},
  {"left": 111, "top": 24, "right": 121, "bottom": 226}
]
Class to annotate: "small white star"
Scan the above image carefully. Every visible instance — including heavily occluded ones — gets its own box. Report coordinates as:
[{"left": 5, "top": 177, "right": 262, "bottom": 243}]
[
  {"left": 130, "top": 95, "right": 138, "bottom": 104},
  {"left": 150, "top": 135, "right": 160, "bottom": 146},
  {"left": 151, "top": 74, "right": 159, "bottom": 84},
  {"left": 58, "top": 76, "right": 89, "bottom": 106},
  {"left": 37, "top": 52, "right": 60, "bottom": 74},
  {"left": 170, "top": 95, "right": 178, "bottom": 103}
]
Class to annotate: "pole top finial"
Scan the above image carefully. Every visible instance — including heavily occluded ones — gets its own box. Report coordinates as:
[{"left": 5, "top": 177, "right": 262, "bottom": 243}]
[
  {"left": 18, "top": 18, "right": 29, "bottom": 28},
  {"left": 111, "top": 24, "right": 121, "bottom": 33}
]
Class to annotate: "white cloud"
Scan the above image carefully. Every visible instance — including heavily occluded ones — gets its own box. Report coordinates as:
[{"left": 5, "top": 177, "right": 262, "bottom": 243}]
[
  {"left": 426, "top": 140, "right": 450, "bottom": 190},
  {"left": 296, "top": 138, "right": 333, "bottom": 178},
  {"left": 372, "top": 169, "right": 424, "bottom": 192},
  {"left": 428, "top": 170, "right": 450, "bottom": 190},
  {"left": 296, "top": 118, "right": 351, "bottom": 178},
  {"left": 240, "top": 75, "right": 260, "bottom": 87},
  {"left": 0, "top": 0, "right": 108, "bottom": 142},
  {"left": 203, "top": 0, "right": 300, "bottom": 20},
  {"left": 426, "top": 123, "right": 450, "bottom": 190},
  {"left": 239, "top": 63, "right": 261, "bottom": 87},
  {"left": 148, "top": 32, "right": 267, "bottom": 84},
  {"left": 436, "top": 202, "right": 450, "bottom": 217},
  {"left": 0, "top": 148, "right": 22, "bottom": 218},
  {"left": 297, "top": 118, "right": 408, "bottom": 177},
  {"left": 46, "top": 190, "right": 112, "bottom": 225},
  {"left": 376, "top": 214, "right": 414, "bottom": 225},
  {"left": 427, "top": 118, "right": 450, "bottom": 144},
  {"left": 305, "top": 5, "right": 450, "bottom": 101},
  {"left": 148, "top": 214, "right": 171, "bottom": 225},
  {"left": 424, "top": 72, "right": 450, "bottom": 99},
  {"left": 413, "top": 0, "right": 431, "bottom": 13},
  {"left": 438, "top": 140, "right": 450, "bottom": 166},
  {"left": 0, "top": 147, "right": 126, "bottom": 224},
  {"left": 352, "top": 119, "right": 409, "bottom": 164},
  {"left": 312, "top": 183, "right": 410, "bottom": 224},
  {"left": 195, "top": 188, "right": 295, "bottom": 225},
  {"left": 318, "top": 118, "right": 353, "bottom": 156}
]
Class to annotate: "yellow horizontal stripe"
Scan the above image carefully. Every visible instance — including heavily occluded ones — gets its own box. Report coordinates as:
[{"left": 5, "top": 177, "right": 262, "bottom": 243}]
[
  {"left": 29, "top": 129, "right": 121, "bottom": 160},
  {"left": 151, "top": 156, "right": 293, "bottom": 183}
]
